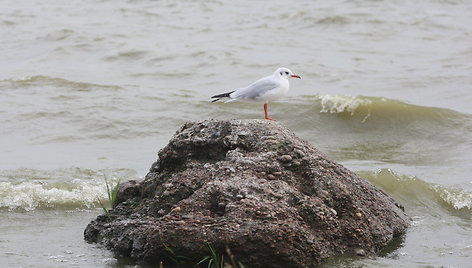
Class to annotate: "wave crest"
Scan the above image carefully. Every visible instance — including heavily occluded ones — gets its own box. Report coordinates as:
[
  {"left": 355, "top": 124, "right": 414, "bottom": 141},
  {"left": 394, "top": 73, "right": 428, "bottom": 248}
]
[
  {"left": 359, "top": 169, "right": 472, "bottom": 217},
  {"left": 0, "top": 168, "right": 138, "bottom": 211},
  {"left": 318, "top": 94, "right": 373, "bottom": 121},
  {"left": 315, "top": 94, "right": 468, "bottom": 125}
]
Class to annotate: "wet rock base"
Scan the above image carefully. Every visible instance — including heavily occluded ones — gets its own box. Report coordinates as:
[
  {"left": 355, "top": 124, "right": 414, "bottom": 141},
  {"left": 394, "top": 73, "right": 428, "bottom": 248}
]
[{"left": 85, "top": 119, "right": 409, "bottom": 267}]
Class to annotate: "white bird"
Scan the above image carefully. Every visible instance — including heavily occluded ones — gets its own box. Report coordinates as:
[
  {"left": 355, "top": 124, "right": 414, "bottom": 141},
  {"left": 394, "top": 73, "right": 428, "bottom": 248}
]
[{"left": 211, "top": 67, "right": 301, "bottom": 120}]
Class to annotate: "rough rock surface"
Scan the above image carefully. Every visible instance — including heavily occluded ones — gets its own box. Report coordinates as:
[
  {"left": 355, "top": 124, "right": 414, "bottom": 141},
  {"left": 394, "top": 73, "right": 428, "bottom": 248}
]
[{"left": 84, "top": 119, "right": 409, "bottom": 267}]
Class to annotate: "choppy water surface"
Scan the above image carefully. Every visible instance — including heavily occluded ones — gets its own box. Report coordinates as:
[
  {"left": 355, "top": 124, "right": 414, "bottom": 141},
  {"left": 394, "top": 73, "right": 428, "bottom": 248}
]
[{"left": 1, "top": 0, "right": 471, "bottom": 267}]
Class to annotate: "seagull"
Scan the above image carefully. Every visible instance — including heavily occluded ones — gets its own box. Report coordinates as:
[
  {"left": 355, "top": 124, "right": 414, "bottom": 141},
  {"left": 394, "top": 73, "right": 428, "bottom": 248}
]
[{"left": 211, "top": 67, "right": 301, "bottom": 120}]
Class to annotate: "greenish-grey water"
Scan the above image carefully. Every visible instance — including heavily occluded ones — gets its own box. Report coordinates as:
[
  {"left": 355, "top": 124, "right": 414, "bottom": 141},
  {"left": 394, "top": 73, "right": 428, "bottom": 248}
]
[{"left": 1, "top": 0, "right": 471, "bottom": 267}]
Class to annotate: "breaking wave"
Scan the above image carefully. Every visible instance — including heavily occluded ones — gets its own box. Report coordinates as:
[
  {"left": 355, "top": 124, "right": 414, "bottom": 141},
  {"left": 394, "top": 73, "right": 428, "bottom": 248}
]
[
  {"left": 0, "top": 168, "right": 139, "bottom": 211},
  {"left": 318, "top": 94, "right": 373, "bottom": 116},
  {"left": 315, "top": 94, "right": 469, "bottom": 124}
]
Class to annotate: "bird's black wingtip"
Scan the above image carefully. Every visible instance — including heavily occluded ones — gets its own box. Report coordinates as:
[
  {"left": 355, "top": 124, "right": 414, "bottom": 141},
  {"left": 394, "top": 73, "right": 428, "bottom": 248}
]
[{"left": 211, "top": 90, "right": 235, "bottom": 100}]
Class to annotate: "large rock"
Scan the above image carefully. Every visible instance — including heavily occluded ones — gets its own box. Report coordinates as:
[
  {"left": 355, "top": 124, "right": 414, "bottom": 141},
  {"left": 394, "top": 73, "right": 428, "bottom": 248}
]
[{"left": 84, "top": 119, "right": 409, "bottom": 267}]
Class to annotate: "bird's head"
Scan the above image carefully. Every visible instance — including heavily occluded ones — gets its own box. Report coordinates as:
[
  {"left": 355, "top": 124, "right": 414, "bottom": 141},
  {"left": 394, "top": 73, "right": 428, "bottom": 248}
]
[{"left": 275, "top": 67, "right": 301, "bottom": 79}]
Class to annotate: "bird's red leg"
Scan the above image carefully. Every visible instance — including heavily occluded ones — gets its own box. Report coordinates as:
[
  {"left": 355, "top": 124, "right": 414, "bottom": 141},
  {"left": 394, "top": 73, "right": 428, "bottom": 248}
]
[{"left": 264, "top": 103, "right": 276, "bottom": 121}]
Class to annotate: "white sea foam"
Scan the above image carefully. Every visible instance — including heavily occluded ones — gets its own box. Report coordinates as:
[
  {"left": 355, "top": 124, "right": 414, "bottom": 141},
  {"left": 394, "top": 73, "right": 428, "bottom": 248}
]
[
  {"left": 0, "top": 180, "right": 106, "bottom": 211},
  {"left": 316, "top": 94, "right": 373, "bottom": 122},
  {"left": 433, "top": 185, "right": 472, "bottom": 210},
  {"left": 0, "top": 168, "right": 137, "bottom": 211},
  {"left": 318, "top": 94, "right": 372, "bottom": 114}
]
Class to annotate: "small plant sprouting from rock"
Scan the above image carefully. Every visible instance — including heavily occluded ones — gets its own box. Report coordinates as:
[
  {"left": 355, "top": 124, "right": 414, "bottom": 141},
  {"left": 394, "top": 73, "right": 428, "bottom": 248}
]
[
  {"left": 196, "top": 243, "right": 222, "bottom": 268},
  {"left": 97, "top": 175, "right": 120, "bottom": 221},
  {"left": 163, "top": 243, "right": 192, "bottom": 267},
  {"left": 160, "top": 243, "right": 244, "bottom": 268},
  {"left": 196, "top": 243, "right": 244, "bottom": 268}
]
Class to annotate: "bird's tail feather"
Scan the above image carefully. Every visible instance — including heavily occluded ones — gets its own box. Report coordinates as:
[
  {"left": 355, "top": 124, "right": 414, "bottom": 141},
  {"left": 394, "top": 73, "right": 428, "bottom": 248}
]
[{"left": 211, "top": 90, "right": 235, "bottom": 102}]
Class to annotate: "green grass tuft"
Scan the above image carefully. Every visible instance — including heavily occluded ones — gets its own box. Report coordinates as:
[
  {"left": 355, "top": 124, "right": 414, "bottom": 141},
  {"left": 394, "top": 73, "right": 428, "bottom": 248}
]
[
  {"left": 163, "top": 243, "right": 193, "bottom": 267},
  {"left": 196, "top": 243, "right": 243, "bottom": 268},
  {"left": 97, "top": 174, "right": 121, "bottom": 221}
]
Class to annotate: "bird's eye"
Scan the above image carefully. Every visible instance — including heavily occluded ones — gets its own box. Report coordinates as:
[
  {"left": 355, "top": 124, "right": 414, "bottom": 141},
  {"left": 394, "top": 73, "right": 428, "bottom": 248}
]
[
  {"left": 280, "top": 72, "right": 283, "bottom": 75},
  {"left": 285, "top": 72, "right": 289, "bottom": 75}
]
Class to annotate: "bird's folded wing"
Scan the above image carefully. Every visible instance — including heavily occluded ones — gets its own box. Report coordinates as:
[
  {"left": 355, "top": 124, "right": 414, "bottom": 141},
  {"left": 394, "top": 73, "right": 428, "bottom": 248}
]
[{"left": 232, "top": 77, "right": 279, "bottom": 100}]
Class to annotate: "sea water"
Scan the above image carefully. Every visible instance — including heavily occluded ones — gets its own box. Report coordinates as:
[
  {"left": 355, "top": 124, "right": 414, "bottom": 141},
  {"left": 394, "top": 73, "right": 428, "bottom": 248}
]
[{"left": 1, "top": 0, "right": 471, "bottom": 267}]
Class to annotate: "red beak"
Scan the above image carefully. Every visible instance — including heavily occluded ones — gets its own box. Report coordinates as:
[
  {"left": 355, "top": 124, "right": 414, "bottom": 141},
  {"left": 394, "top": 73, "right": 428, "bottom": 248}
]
[{"left": 291, "top": 74, "right": 301, "bottom": 79}]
